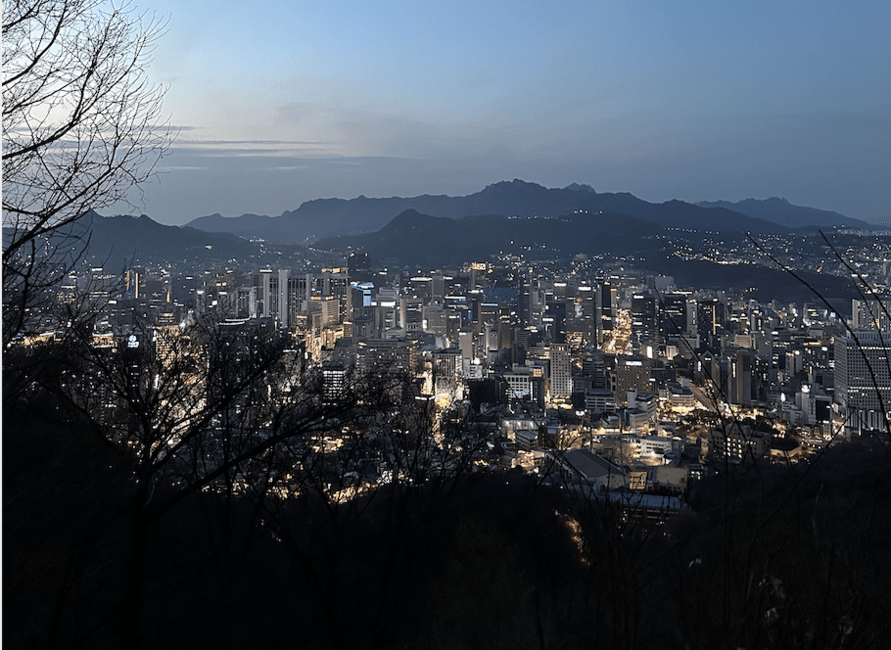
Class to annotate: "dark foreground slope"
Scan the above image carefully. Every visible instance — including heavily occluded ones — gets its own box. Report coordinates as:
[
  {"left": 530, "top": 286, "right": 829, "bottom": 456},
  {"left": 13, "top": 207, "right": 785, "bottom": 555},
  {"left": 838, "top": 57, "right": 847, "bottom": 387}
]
[{"left": 6, "top": 394, "right": 890, "bottom": 650}]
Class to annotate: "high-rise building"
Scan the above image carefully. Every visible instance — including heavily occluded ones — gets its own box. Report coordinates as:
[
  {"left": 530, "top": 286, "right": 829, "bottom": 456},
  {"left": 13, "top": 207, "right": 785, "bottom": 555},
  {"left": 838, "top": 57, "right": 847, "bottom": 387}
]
[
  {"left": 851, "top": 298, "right": 891, "bottom": 332},
  {"left": 321, "top": 361, "right": 349, "bottom": 404},
  {"left": 252, "top": 269, "right": 273, "bottom": 318},
  {"left": 350, "top": 282, "right": 374, "bottom": 318},
  {"left": 614, "top": 355, "right": 653, "bottom": 406},
  {"left": 287, "top": 273, "right": 313, "bottom": 325},
  {"left": 600, "top": 279, "right": 615, "bottom": 345},
  {"left": 834, "top": 330, "right": 891, "bottom": 433},
  {"left": 277, "top": 269, "right": 289, "bottom": 327},
  {"left": 660, "top": 292, "right": 693, "bottom": 341},
  {"left": 566, "top": 285, "right": 597, "bottom": 345},
  {"left": 316, "top": 270, "right": 349, "bottom": 321},
  {"left": 549, "top": 343, "right": 572, "bottom": 400},
  {"left": 542, "top": 301, "right": 567, "bottom": 344},
  {"left": 697, "top": 297, "right": 726, "bottom": 351},
  {"left": 356, "top": 338, "right": 418, "bottom": 374},
  {"left": 630, "top": 293, "right": 658, "bottom": 356},
  {"left": 347, "top": 252, "right": 373, "bottom": 283}
]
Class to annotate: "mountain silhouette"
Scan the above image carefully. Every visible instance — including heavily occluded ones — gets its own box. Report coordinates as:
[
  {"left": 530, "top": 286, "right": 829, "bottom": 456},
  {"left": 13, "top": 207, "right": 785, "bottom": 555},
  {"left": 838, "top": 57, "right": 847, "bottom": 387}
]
[
  {"left": 185, "top": 180, "right": 791, "bottom": 243},
  {"left": 695, "top": 197, "right": 884, "bottom": 231}
]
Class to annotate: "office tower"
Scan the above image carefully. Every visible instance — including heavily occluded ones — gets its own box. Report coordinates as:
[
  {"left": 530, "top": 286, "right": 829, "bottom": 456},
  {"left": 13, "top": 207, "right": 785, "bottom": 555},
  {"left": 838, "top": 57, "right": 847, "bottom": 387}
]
[
  {"left": 851, "top": 298, "right": 891, "bottom": 332},
  {"left": 614, "top": 355, "right": 653, "bottom": 406},
  {"left": 350, "top": 281, "right": 374, "bottom": 320},
  {"left": 422, "top": 303, "right": 449, "bottom": 339},
  {"left": 432, "top": 349, "right": 462, "bottom": 393},
  {"left": 356, "top": 338, "right": 418, "bottom": 374},
  {"left": 566, "top": 285, "right": 596, "bottom": 345},
  {"left": 261, "top": 269, "right": 273, "bottom": 318},
  {"left": 431, "top": 273, "right": 446, "bottom": 301},
  {"left": 697, "top": 297, "right": 726, "bottom": 351},
  {"left": 277, "top": 269, "right": 289, "bottom": 327},
  {"left": 316, "top": 270, "right": 349, "bottom": 321},
  {"left": 834, "top": 330, "right": 891, "bottom": 433},
  {"left": 517, "top": 276, "right": 531, "bottom": 326},
  {"left": 730, "top": 349, "right": 754, "bottom": 406},
  {"left": 660, "top": 292, "right": 693, "bottom": 340},
  {"left": 399, "top": 296, "right": 424, "bottom": 332},
  {"left": 600, "top": 279, "right": 615, "bottom": 345},
  {"left": 408, "top": 276, "right": 433, "bottom": 301},
  {"left": 347, "top": 252, "right": 373, "bottom": 283},
  {"left": 320, "top": 296, "right": 340, "bottom": 327},
  {"left": 321, "top": 361, "right": 349, "bottom": 404},
  {"left": 236, "top": 286, "right": 258, "bottom": 319},
  {"left": 249, "top": 270, "right": 289, "bottom": 326},
  {"left": 549, "top": 343, "right": 572, "bottom": 400},
  {"left": 287, "top": 273, "right": 313, "bottom": 324},
  {"left": 469, "top": 262, "right": 487, "bottom": 290},
  {"left": 630, "top": 293, "right": 657, "bottom": 356},
  {"left": 543, "top": 301, "right": 567, "bottom": 344},
  {"left": 478, "top": 301, "right": 500, "bottom": 328}
]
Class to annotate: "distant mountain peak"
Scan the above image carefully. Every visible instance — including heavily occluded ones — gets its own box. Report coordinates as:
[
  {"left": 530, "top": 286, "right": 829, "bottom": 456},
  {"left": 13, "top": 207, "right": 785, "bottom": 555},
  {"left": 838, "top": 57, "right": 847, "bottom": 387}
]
[
  {"left": 482, "top": 179, "right": 545, "bottom": 193},
  {"left": 564, "top": 182, "right": 596, "bottom": 193}
]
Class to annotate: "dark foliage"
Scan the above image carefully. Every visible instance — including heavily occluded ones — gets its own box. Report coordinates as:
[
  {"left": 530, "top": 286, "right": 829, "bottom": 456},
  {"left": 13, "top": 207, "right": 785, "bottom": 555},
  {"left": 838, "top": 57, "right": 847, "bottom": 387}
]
[{"left": 6, "top": 379, "right": 891, "bottom": 650}]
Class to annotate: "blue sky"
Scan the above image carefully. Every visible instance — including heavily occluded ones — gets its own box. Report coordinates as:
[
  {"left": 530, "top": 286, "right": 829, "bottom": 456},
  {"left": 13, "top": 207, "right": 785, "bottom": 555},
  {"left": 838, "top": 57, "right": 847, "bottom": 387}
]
[{"left": 126, "top": 1, "right": 890, "bottom": 225}]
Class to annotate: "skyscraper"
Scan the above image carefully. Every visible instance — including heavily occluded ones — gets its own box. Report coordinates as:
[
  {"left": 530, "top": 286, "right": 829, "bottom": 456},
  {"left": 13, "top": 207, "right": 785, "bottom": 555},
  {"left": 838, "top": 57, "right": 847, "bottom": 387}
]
[
  {"left": 851, "top": 298, "right": 891, "bottom": 332},
  {"left": 834, "top": 330, "right": 891, "bottom": 433},
  {"left": 630, "top": 293, "right": 657, "bottom": 356},
  {"left": 549, "top": 343, "right": 572, "bottom": 400},
  {"left": 599, "top": 279, "right": 615, "bottom": 346}
]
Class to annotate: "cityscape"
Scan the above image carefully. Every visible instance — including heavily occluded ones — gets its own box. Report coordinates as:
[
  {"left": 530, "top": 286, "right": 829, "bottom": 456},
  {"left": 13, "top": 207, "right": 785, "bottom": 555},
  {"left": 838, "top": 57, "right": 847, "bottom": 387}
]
[{"left": 4, "top": 1, "right": 891, "bottom": 649}]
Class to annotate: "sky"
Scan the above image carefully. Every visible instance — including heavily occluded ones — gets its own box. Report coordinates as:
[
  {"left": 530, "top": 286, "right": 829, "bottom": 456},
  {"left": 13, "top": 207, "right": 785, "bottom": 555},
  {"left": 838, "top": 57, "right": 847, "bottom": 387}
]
[{"left": 119, "top": 0, "right": 890, "bottom": 226}]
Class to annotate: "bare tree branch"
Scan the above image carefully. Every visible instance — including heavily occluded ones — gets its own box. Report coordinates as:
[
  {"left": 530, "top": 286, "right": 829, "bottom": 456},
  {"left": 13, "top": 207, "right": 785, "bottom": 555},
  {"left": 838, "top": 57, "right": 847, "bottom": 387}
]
[{"left": 3, "top": 0, "right": 172, "bottom": 342}]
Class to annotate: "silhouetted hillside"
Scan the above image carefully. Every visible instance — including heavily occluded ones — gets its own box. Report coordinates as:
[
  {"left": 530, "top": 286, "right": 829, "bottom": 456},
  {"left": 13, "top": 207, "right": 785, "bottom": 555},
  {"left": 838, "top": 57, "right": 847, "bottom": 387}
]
[
  {"left": 641, "top": 254, "right": 861, "bottom": 310},
  {"left": 184, "top": 180, "right": 790, "bottom": 243},
  {"left": 35, "top": 212, "right": 262, "bottom": 268},
  {"left": 179, "top": 212, "right": 281, "bottom": 240},
  {"left": 696, "top": 197, "right": 885, "bottom": 230},
  {"left": 314, "top": 208, "right": 665, "bottom": 266}
]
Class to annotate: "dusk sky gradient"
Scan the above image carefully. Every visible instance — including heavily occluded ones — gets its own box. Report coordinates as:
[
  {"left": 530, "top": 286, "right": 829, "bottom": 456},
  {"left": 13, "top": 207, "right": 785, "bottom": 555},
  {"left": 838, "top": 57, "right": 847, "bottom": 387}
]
[{"left": 125, "top": 0, "right": 890, "bottom": 226}]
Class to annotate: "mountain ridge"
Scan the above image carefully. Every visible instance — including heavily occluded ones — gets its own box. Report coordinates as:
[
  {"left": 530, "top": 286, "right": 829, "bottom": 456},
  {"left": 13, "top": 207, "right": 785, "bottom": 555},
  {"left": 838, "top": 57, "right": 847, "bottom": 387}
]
[
  {"left": 695, "top": 197, "right": 883, "bottom": 231},
  {"left": 185, "top": 180, "right": 794, "bottom": 242}
]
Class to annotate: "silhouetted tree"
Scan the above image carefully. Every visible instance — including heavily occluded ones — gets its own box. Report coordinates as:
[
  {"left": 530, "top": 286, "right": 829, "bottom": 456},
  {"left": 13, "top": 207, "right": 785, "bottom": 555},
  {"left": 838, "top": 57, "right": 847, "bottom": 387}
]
[{"left": 3, "top": 0, "right": 170, "bottom": 345}]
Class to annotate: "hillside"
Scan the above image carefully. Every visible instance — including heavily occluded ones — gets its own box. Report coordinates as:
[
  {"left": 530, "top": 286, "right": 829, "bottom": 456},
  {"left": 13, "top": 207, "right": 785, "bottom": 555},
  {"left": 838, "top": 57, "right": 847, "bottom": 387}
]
[
  {"left": 696, "top": 197, "right": 885, "bottom": 231},
  {"left": 41, "top": 212, "right": 262, "bottom": 268},
  {"left": 314, "top": 208, "right": 665, "bottom": 266}
]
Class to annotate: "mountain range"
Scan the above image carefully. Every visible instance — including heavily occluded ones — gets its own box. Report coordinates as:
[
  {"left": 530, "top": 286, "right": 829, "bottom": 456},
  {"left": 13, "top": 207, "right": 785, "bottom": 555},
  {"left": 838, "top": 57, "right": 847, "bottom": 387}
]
[
  {"left": 9, "top": 180, "right": 878, "bottom": 308},
  {"left": 185, "top": 179, "right": 875, "bottom": 244},
  {"left": 695, "top": 197, "right": 879, "bottom": 231}
]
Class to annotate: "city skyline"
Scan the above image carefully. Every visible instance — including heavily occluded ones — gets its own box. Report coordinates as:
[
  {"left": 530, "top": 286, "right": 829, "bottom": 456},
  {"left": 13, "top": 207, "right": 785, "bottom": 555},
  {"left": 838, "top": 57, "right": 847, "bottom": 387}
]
[
  {"left": 118, "top": 0, "right": 890, "bottom": 226},
  {"left": 6, "top": 2, "right": 891, "bottom": 646}
]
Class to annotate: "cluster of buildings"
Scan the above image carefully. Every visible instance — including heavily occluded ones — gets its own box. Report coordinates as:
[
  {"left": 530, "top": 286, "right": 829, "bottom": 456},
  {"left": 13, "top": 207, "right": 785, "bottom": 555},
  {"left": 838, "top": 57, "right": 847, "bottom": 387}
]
[{"left": 54, "top": 248, "right": 891, "bottom": 508}]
